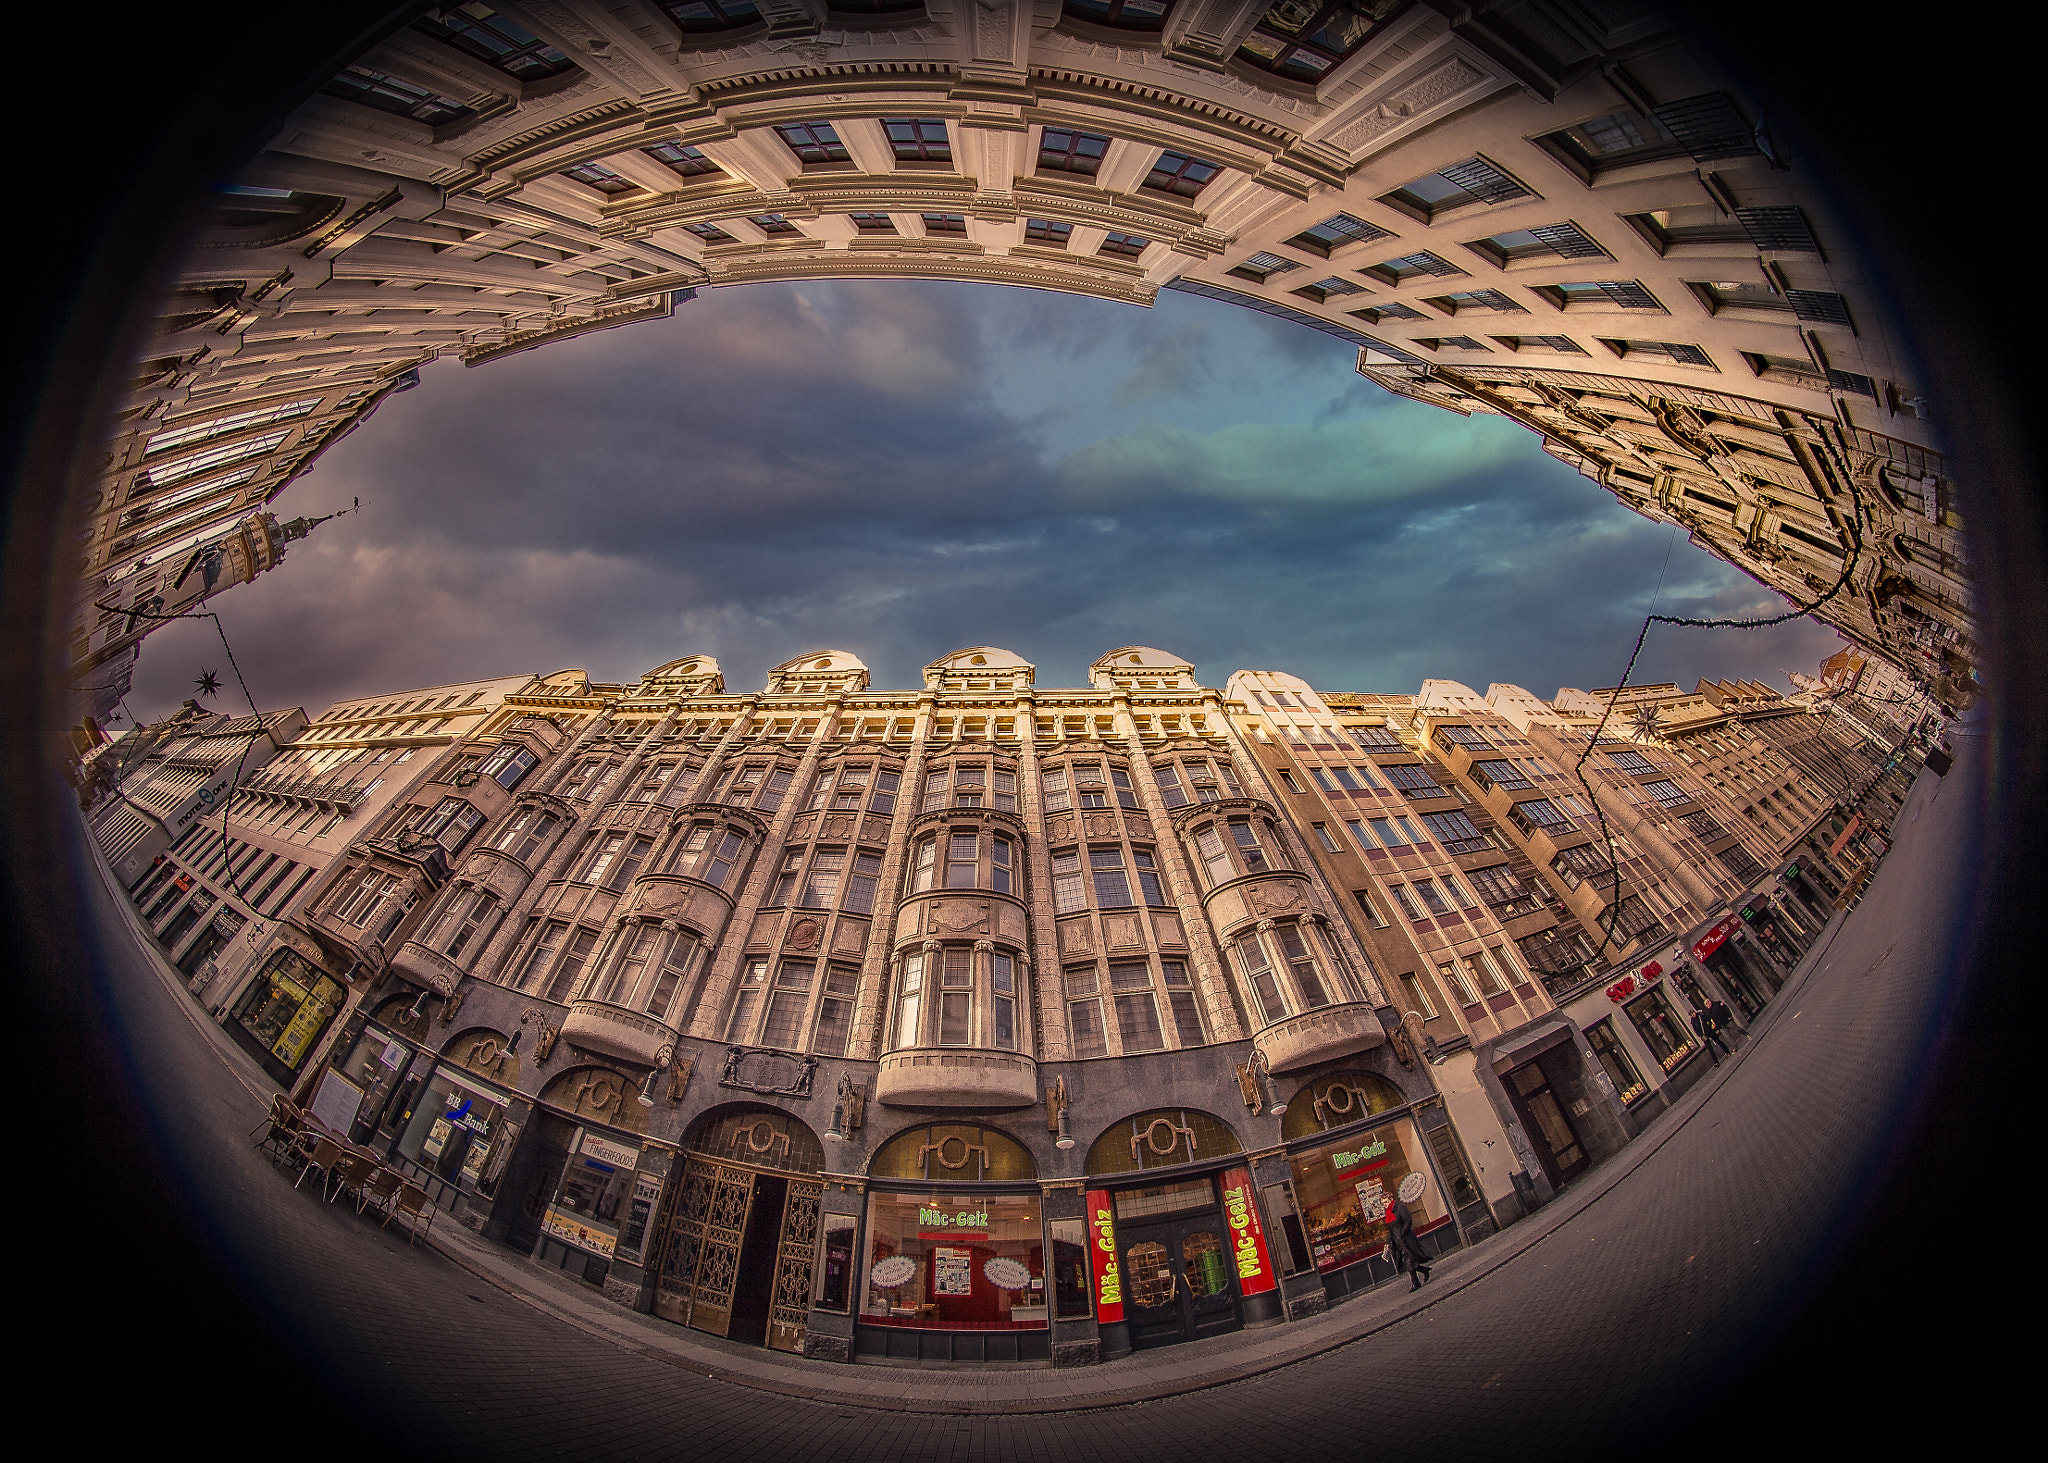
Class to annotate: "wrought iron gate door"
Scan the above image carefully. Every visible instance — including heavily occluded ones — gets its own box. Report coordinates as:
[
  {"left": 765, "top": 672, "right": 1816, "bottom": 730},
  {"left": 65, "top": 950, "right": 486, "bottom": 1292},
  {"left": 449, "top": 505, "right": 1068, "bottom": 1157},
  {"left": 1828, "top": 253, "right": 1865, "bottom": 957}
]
[
  {"left": 652, "top": 1158, "right": 754, "bottom": 1334},
  {"left": 766, "top": 1178, "right": 822, "bottom": 1354}
]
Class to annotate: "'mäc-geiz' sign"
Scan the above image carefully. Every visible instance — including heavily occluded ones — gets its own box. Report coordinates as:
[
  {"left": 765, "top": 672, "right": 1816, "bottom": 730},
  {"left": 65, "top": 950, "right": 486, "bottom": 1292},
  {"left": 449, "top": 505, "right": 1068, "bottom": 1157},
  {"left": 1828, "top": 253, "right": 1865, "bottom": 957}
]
[
  {"left": 1085, "top": 1188, "right": 1123, "bottom": 1322},
  {"left": 916, "top": 1206, "right": 989, "bottom": 1237},
  {"left": 1218, "top": 1168, "right": 1277, "bottom": 1297}
]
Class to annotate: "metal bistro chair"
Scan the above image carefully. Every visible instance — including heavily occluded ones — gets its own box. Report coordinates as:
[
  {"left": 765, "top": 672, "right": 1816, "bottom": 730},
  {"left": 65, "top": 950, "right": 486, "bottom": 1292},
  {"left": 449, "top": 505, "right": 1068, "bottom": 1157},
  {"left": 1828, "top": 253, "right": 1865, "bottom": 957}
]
[
  {"left": 386, "top": 1181, "right": 435, "bottom": 1246},
  {"left": 358, "top": 1163, "right": 404, "bottom": 1219},
  {"left": 295, "top": 1135, "right": 344, "bottom": 1198},
  {"left": 250, "top": 1097, "right": 303, "bottom": 1167}
]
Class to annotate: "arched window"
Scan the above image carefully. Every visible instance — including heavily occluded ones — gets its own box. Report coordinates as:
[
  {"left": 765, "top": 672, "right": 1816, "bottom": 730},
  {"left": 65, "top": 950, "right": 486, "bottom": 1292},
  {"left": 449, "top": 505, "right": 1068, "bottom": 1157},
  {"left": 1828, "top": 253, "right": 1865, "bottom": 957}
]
[
  {"left": 870, "top": 1123, "right": 1036, "bottom": 1182},
  {"left": 1083, "top": 1109, "right": 1243, "bottom": 1178}
]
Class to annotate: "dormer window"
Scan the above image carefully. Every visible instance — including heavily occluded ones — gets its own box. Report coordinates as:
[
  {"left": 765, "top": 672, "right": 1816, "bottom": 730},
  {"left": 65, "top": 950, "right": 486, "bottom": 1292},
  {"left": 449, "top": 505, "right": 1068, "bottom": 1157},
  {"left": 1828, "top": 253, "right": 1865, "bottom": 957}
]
[{"left": 1236, "top": 1, "right": 1405, "bottom": 84}]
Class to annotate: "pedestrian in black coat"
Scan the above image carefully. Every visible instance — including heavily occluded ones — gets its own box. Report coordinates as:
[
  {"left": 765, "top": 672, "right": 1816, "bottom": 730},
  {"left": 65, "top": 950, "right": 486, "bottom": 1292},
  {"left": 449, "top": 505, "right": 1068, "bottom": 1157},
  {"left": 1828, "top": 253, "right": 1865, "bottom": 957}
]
[
  {"left": 1383, "top": 1195, "right": 1432, "bottom": 1290},
  {"left": 1691, "top": 1001, "right": 1733, "bottom": 1065}
]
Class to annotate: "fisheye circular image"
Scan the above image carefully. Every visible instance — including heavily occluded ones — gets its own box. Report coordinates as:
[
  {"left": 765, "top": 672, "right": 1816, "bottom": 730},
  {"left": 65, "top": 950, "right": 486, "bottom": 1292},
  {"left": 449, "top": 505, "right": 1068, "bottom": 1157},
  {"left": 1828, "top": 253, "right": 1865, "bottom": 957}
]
[{"left": 7, "top": 3, "right": 2035, "bottom": 1459}]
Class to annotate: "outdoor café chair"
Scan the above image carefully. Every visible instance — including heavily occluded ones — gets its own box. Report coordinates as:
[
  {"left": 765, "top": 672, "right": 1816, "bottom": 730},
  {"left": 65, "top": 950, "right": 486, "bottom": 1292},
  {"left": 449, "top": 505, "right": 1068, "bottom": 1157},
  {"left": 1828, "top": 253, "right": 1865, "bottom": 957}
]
[
  {"left": 296, "top": 1135, "right": 344, "bottom": 1198},
  {"left": 358, "top": 1163, "right": 403, "bottom": 1218},
  {"left": 386, "top": 1182, "right": 434, "bottom": 1245},
  {"left": 327, "top": 1150, "right": 375, "bottom": 1207}
]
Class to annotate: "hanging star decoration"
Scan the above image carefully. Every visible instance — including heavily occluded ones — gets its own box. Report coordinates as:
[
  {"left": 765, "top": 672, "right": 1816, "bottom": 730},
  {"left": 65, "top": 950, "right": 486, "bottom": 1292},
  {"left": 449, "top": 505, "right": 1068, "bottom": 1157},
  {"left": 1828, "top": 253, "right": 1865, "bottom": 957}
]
[
  {"left": 1629, "top": 705, "right": 1663, "bottom": 743},
  {"left": 194, "top": 669, "right": 223, "bottom": 698}
]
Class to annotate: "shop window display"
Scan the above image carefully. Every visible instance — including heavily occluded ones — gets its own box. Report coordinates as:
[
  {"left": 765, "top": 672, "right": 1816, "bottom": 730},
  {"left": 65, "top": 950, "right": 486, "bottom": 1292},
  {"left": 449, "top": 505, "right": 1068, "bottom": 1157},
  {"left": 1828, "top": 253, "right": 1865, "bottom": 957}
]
[
  {"left": 316, "top": 1024, "right": 418, "bottom": 1144},
  {"left": 537, "top": 1128, "right": 640, "bottom": 1261},
  {"left": 230, "top": 946, "right": 344, "bottom": 1076},
  {"left": 1624, "top": 984, "right": 1697, "bottom": 1072},
  {"left": 396, "top": 1069, "right": 510, "bottom": 1194},
  {"left": 860, "top": 1190, "right": 1047, "bottom": 1330},
  {"left": 1285, "top": 1117, "right": 1448, "bottom": 1277},
  {"left": 1585, "top": 1018, "right": 1648, "bottom": 1104}
]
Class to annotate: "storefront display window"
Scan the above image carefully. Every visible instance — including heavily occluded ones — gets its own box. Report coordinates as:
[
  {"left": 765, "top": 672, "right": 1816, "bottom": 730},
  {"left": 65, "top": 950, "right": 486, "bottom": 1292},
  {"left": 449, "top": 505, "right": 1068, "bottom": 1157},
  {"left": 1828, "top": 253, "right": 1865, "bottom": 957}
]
[
  {"left": 1584, "top": 1019, "right": 1647, "bottom": 1104},
  {"left": 860, "top": 1189, "right": 1046, "bottom": 1329},
  {"left": 1624, "top": 985, "right": 1696, "bottom": 1073},
  {"left": 1048, "top": 1217, "right": 1093, "bottom": 1318},
  {"left": 1285, "top": 1117, "right": 1448, "bottom": 1276},
  {"left": 397, "top": 1068, "right": 510, "bottom": 1193},
  {"left": 231, "top": 947, "right": 344, "bottom": 1075},
  {"left": 539, "top": 1128, "right": 640, "bottom": 1260}
]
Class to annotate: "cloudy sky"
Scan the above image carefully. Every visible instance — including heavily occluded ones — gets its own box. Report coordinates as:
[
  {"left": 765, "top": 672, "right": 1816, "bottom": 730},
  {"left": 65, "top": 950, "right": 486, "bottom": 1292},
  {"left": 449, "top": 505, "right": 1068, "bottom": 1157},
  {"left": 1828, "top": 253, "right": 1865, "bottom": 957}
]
[{"left": 123, "top": 278, "right": 1844, "bottom": 723}]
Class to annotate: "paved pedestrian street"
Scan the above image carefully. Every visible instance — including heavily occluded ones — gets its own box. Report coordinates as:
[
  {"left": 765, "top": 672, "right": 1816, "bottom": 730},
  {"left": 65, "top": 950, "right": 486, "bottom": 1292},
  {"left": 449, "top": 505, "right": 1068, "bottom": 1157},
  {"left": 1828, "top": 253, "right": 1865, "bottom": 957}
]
[{"left": 75, "top": 743, "right": 1984, "bottom": 1461}]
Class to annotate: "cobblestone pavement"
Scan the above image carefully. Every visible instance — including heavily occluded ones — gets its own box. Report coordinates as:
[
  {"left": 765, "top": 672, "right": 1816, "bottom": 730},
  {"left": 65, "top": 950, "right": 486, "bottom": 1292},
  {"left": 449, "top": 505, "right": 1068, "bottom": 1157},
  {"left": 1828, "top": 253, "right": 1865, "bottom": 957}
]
[{"left": 65, "top": 743, "right": 1992, "bottom": 1461}]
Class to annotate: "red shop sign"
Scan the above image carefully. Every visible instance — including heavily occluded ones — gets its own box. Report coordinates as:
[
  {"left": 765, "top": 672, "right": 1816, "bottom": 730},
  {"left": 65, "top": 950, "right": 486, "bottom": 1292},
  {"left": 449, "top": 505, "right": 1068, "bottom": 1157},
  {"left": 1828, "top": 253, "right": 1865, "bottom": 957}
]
[
  {"left": 1607, "top": 959, "right": 1662, "bottom": 1005},
  {"left": 1692, "top": 917, "right": 1739, "bottom": 962},
  {"left": 1219, "top": 1167, "right": 1277, "bottom": 1297},
  {"left": 1085, "top": 1188, "right": 1123, "bottom": 1323}
]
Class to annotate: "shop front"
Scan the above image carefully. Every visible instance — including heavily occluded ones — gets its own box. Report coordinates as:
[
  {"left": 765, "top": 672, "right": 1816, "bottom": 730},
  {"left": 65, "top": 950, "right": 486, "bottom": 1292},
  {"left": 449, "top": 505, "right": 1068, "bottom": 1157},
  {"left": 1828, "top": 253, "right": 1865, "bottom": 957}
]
[
  {"left": 1691, "top": 915, "right": 1772, "bottom": 1019},
  {"left": 302, "top": 995, "right": 433, "bottom": 1148},
  {"left": 1270, "top": 1072, "right": 1461, "bottom": 1304},
  {"left": 225, "top": 944, "right": 346, "bottom": 1086},
  {"left": 648, "top": 1104, "right": 823, "bottom": 1354},
  {"left": 856, "top": 1122, "right": 1048, "bottom": 1362},
  {"left": 388, "top": 1030, "right": 524, "bottom": 1206},
  {"left": 487, "top": 1064, "right": 653, "bottom": 1289},
  {"left": 1080, "top": 1108, "right": 1280, "bottom": 1353}
]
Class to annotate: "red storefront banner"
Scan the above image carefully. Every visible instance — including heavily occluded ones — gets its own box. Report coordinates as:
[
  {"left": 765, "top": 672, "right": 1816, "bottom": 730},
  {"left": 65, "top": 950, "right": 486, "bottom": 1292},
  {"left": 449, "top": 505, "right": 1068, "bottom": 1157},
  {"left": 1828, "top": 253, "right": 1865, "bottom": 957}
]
[
  {"left": 1692, "top": 917, "right": 1740, "bottom": 963},
  {"left": 1218, "top": 1167, "right": 1277, "bottom": 1297},
  {"left": 1605, "top": 958, "right": 1664, "bottom": 1005},
  {"left": 1827, "top": 814, "right": 1862, "bottom": 858},
  {"left": 1085, "top": 1188, "right": 1123, "bottom": 1323}
]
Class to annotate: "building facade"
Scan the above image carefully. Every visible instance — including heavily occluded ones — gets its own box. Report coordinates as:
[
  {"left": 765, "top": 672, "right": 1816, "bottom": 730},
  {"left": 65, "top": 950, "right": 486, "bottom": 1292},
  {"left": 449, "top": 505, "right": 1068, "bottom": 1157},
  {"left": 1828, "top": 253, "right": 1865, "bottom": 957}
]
[
  {"left": 77, "top": 0, "right": 1970, "bottom": 715},
  {"left": 92, "top": 640, "right": 1870, "bottom": 1371}
]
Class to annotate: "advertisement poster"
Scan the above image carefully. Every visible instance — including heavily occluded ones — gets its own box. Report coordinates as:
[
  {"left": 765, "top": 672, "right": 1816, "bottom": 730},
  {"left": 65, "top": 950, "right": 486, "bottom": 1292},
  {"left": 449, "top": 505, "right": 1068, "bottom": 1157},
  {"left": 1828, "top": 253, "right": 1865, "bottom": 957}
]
[
  {"left": 270, "top": 974, "right": 342, "bottom": 1069},
  {"left": 1219, "top": 1167, "right": 1277, "bottom": 1296},
  {"left": 539, "top": 1206, "right": 618, "bottom": 1259},
  {"left": 1085, "top": 1188, "right": 1124, "bottom": 1322},
  {"left": 934, "top": 1247, "right": 973, "bottom": 1296}
]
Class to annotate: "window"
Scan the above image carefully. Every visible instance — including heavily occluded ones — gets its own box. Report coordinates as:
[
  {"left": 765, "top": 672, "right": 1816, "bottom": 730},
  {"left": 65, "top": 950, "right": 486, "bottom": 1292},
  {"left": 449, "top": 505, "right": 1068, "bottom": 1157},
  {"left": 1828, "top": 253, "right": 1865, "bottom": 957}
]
[
  {"left": 845, "top": 850, "right": 883, "bottom": 912},
  {"left": 1234, "top": 933, "right": 1288, "bottom": 1023},
  {"left": 1381, "top": 763, "right": 1443, "bottom": 798},
  {"left": 1276, "top": 922, "right": 1328, "bottom": 1007},
  {"left": 579, "top": 832, "right": 627, "bottom": 886},
  {"left": 514, "top": 920, "right": 566, "bottom": 992},
  {"left": 1228, "top": 252, "right": 1303, "bottom": 284},
  {"left": 1586, "top": 1019, "right": 1647, "bottom": 1105},
  {"left": 1237, "top": 1, "right": 1401, "bottom": 83},
  {"left": 415, "top": 797, "right": 485, "bottom": 855},
  {"left": 682, "top": 220, "right": 736, "bottom": 244},
  {"left": 1090, "top": 847, "right": 1134, "bottom": 907},
  {"left": 463, "top": 740, "right": 531, "bottom": 793},
  {"left": 322, "top": 67, "right": 473, "bottom": 127},
  {"left": 1063, "top": 0, "right": 1173, "bottom": 28},
  {"left": 801, "top": 848, "right": 845, "bottom": 907},
  {"left": 751, "top": 213, "right": 801, "bottom": 236},
  {"left": 1112, "top": 962, "right": 1164, "bottom": 1052},
  {"left": 1194, "top": 826, "right": 1233, "bottom": 886},
  {"left": 883, "top": 117, "right": 951, "bottom": 162},
  {"left": 1544, "top": 280, "right": 1664, "bottom": 311},
  {"left": 1412, "top": 878, "right": 1453, "bottom": 916},
  {"left": 1537, "top": 111, "right": 1685, "bottom": 177},
  {"left": 1386, "top": 157, "right": 1532, "bottom": 220},
  {"left": 1161, "top": 960, "right": 1204, "bottom": 1045},
  {"left": 1143, "top": 150, "right": 1220, "bottom": 197},
  {"left": 1468, "top": 222, "right": 1608, "bottom": 266},
  {"left": 1066, "top": 965, "right": 1107, "bottom": 1057},
  {"left": 1640, "top": 779, "right": 1691, "bottom": 807},
  {"left": 1041, "top": 766, "right": 1071, "bottom": 812},
  {"left": 1650, "top": 92, "right": 1761, "bottom": 163},
  {"left": 1508, "top": 798, "right": 1572, "bottom": 836},
  {"left": 907, "top": 835, "right": 938, "bottom": 894},
  {"left": 1550, "top": 841, "right": 1614, "bottom": 891},
  {"left": 728, "top": 958, "right": 770, "bottom": 1041},
  {"left": 1471, "top": 758, "right": 1533, "bottom": 792},
  {"left": 1278, "top": 769, "right": 1304, "bottom": 793},
  {"left": 813, "top": 965, "right": 859, "bottom": 1056},
  {"left": 991, "top": 952, "right": 1018, "bottom": 1050},
  {"left": 1285, "top": 212, "right": 1392, "bottom": 257},
  {"left": 1039, "top": 128, "right": 1110, "bottom": 176},
  {"left": 1607, "top": 749, "right": 1655, "bottom": 773},
  {"left": 1350, "top": 724, "right": 1403, "bottom": 749},
  {"left": 1502, "top": 335, "right": 1590, "bottom": 355},
  {"left": 1100, "top": 232, "right": 1150, "bottom": 258},
  {"left": 1429, "top": 289, "right": 1527, "bottom": 315},
  {"left": 1365, "top": 251, "right": 1466, "bottom": 287},
  {"left": 921, "top": 212, "right": 968, "bottom": 234},
  {"left": 1604, "top": 895, "right": 1666, "bottom": 946},
  {"left": 414, "top": 5, "right": 577, "bottom": 79},
  {"left": 1398, "top": 970, "right": 1437, "bottom": 1019},
  {"left": 1420, "top": 810, "right": 1490, "bottom": 854},
  {"left": 1623, "top": 205, "right": 1752, "bottom": 256},
  {"left": 662, "top": 0, "right": 764, "bottom": 31},
  {"left": 561, "top": 161, "right": 635, "bottom": 194},
  {"left": 1787, "top": 290, "right": 1854, "bottom": 328},
  {"left": 1390, "top": 883, "right": 1427, "bottom": 922},
  {"left": 1313, "top": 822, "right": 1340, "bottom": 853},
  {"left": 762, "top": 962, "right": 816, "bottom": 1050},
  {"left": 1024, "top": 218, "right": 1073, "bottom": 247},
  {"left": 1352, "top": 887, "right": 1388, "bottom": 927},
  {"left": 1132, "top": 849, "right": 1164, "bottom": 906},
  {"left": 776, "top": 122, "right": 850, "bottom": 165},
  {"left": 485, "top": 809, "right": 554, "bottom": 868},
  {"left": 439, "top": 889, "right": 497, "bottom": 962},
  {"left": 1604, "top": 338, "right": 1715, "bottom": 367},
  {"left": 1349, "top": 302, "right": 1427, "bottom": 325},
  {"left": 1230, "top": 819, "right": 1269, "bottom": 872},
  {"left": 1467, "top": 862, "right": 1541, "bottom": 917},
  {"left": 848, "top": 211, "right": 896, "bottom": 233},
  {"left": 644, "top": 140, "right": 720, "bottom": 177},
  {"left": 1292, "top": 275, "right": 1367, "bottom": 304}
]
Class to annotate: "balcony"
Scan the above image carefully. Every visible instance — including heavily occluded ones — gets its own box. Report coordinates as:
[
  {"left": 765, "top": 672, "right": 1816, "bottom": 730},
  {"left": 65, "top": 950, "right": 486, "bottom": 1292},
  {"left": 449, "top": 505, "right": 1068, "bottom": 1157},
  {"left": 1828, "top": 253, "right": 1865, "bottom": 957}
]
[
  {"left": 389, "top": 939, "right": 463, "bottom": 997},
  {"left": 560, "top": 1000, "right": 678, "bottom": 1067},
  {"left": 876, "top": 1048, "right": 1038, "bottom": 1108},
  {"left": 1253, "top": 1002, "right": 1385, "bottom": 1074}
]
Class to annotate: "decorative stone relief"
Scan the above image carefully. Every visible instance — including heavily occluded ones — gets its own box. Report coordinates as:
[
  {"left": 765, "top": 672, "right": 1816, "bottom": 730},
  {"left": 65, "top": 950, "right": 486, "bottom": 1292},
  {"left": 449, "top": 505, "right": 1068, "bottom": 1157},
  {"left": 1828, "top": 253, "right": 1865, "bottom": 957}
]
[
  {"left": 1124, "top": 815, "right": 1152, "bottom": 838},
  {"left": 931, "top": 899, "right": 989, "bottom": 935},
  {"left": 1327, "top": 57, "right": 1489, "bottom": 155},
  {"left": 820, "top": 814, "right": 857, "bottom": 839},
  {"left": 1249, "top": 881, "right": 1307, "bottom": 916},
  {"left": 1059, "top": 918, "right": 1094, "bottom": 955},
  {"left": 862, "top": 816, "right": 893, "bottom": 843},
  {"left": 1104, "top": 914, "right": 1144, "bottom": 950},
  {"left": 635, "top": 881, "right": 694, "bottom": 919},
  {"left": 1152, "top": 910, "right": 1186, "bottom": 947},
  {"left": 1047, "top": 815, "right": 1073, "bottom": 841},
  {"left": 746, "top": 910, "right": 778, "bottom": 950},
  {"left": 831, "top": 918, "right": 869, "bottom": 955},
  {"left": 997, "top": 902, "right": 1025, "bottom": 941},
  {"left": 1082, "top": 813, "right": 1121, "bottom": 838},
  {"left": 786, "top": 916, "right": 823, "bottom": 952}
]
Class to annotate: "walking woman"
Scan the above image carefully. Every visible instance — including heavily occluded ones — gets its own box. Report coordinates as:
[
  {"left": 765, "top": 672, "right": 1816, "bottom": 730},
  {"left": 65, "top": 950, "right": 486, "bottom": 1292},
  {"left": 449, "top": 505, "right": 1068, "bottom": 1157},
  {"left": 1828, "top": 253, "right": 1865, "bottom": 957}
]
[{"left": 1384, "top": 1194, "right": 1432, "bottom": 1291}]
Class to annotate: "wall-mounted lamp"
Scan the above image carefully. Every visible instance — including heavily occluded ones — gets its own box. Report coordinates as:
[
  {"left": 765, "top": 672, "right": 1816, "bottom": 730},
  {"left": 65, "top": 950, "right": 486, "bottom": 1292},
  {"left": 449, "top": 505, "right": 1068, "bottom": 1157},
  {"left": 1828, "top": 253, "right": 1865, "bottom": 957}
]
[
  {"left": 406, "top": 987, "right": 429, "bottom": 1022},
  {"left": 1047, "top": 1076, "right": 1076, "bottom": 1150},
  {"left": 1237, "top": 1047, "right": 1287, "bottom": 1117},
  {"left": 636, "top": 1062, "right": 662, "bottom": 1108}
]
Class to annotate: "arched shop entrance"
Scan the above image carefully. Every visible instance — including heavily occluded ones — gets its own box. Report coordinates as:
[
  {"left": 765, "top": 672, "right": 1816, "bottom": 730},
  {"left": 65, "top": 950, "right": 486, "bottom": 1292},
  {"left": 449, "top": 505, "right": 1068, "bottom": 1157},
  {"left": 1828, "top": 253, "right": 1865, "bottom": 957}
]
[
  {"left": 857, "top": 1123, "right": 1046, "bottom": 1363},
  {"left": 1273, "top": 1072, "right": 1471, "bottom": 1304},
  {"left": 650, "top": 1104, "right": 823, "bottom": 1353},
  {"left": 1083, "top": 1109, "right": 1279, "bottom": 1353},
  {"left": 497, "top": 1064, "right": 650, "bottom": 1288}
]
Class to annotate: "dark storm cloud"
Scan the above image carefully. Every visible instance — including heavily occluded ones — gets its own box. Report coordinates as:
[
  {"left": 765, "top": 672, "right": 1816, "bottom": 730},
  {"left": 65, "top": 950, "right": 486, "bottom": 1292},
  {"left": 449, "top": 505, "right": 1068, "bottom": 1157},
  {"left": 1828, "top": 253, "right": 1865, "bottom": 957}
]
[{"left": 124, "top": 280, "right": 1843, "bottom": 725}]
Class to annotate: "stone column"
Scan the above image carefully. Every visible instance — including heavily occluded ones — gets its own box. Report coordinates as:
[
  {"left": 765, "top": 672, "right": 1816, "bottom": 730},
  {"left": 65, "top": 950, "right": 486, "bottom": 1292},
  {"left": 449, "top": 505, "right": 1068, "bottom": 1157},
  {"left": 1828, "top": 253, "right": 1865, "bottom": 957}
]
[
  {"left": 1012, "top": 689, "right": 1070, "bottom": 1060},
  {"left": 848, "top": 692, "right": 936, "bottom": 1061}
]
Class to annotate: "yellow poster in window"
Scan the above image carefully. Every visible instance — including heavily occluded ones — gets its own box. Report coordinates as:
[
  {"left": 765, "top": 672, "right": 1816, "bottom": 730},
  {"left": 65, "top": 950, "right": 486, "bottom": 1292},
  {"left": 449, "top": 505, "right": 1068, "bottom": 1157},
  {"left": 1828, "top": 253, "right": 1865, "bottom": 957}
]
[{"left": 271, "top": 974, "right": 343, "bottom": 1069}]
